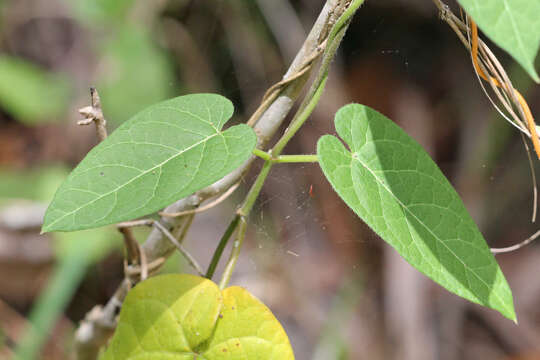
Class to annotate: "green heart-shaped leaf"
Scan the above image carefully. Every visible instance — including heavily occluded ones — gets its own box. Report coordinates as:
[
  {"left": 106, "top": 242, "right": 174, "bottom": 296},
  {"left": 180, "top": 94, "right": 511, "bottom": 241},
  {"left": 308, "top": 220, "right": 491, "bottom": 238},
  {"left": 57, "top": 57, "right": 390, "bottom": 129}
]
[
  {"left": 458, "top": 0, "right": 540, "bottom": 82},
  {"left": 43, "top": 94, "right": 257, "bottom": 232},
  {"left": 317, "top": 104, "right": 515, "bottom": 321},
  {"left": 100, "top": 274, "right": 295, "bottom": 359}
]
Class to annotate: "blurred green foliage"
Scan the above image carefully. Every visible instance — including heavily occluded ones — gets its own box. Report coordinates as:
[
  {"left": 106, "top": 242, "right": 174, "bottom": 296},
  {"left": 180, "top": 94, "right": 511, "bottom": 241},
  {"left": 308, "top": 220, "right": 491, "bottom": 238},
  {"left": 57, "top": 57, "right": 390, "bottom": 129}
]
[
  {"left": 0, "top": 56, "right": 70, "bottom": 125},
  {"left": 0, "top": 165, "right": 120, "bottom": 262},
  {"left": 0, "top": 166, "right": 119, "bottom": 359},
  {"left": 64, "top": 0, "right": 178, "bottom": 126},
  {"left": 1, "top": 0, "right": 180, "bottom": 355},
  {"left": 15, "top": 228, "right": 119, "bottom": 360},
  {"left": 97, "top": 26, "right": 177, "bottom": 126},
  {"left": 0, "top": 166, "right": 69, "bottom": 203},
  {"left": 65, "top": 0, "right": 135, "bottom": 24}
]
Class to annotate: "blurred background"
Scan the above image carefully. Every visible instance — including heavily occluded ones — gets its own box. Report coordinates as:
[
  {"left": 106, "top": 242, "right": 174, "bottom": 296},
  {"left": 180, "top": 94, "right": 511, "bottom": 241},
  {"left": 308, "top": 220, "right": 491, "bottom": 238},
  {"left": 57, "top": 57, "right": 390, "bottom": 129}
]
[{"left": 0, "top": 0, "right": 539, "bottom": 359}]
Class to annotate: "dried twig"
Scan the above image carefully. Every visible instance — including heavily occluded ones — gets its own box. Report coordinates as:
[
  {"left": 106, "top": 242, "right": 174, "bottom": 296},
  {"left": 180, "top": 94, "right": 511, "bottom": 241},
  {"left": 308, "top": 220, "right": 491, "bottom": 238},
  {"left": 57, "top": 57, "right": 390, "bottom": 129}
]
[
  {"left": 78, "top": 88, "right": 108, "bottom": 141},
  {"left": 124, "top": 258, "right": 165, "bottom": 278},
  {"left": 118, "top": 227, "right": 140, "bottom": 265},
  {"left": 247, "top": 40, "right": 327, "bottom": 127},
  {"left": 118, "top": 227, "right": 150, "bottom": 281},
  {"left": 136, "top": 242, "right": 149, "bottom": 281},
  {"left": 74, "top": 301, "right": 119, "bottom": 360},
  {"left": 117, "top": 219, "right": 204, "bottom": 276}
]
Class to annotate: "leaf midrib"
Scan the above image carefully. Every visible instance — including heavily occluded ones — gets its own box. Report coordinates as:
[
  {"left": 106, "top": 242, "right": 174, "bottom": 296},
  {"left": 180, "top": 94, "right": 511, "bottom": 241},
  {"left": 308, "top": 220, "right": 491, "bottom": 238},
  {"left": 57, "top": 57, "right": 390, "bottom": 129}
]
[{"left": 44, "top": 133, "right": 220, "bottom": 230}]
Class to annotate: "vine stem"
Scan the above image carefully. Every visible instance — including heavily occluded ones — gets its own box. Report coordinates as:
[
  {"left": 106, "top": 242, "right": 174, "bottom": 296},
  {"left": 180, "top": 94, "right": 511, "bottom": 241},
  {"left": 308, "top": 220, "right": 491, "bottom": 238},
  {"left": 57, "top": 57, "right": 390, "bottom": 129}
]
[
  {"left": 205, "top": 215, "right": 240, "bottom": 279},
  {"left": 273, "top": 76, "right": 329, "bottom": 154},
  {"left": 273, "top": 0, "right": 364, "bottom": 155},
  {"left": 246, "top": 2, "right": 360, "bottom": 215},
  {"left": 218, "top": 0, "right": 365, "bottom": 289},
  {"left": 219, "top": 217, "right": 248, "bottom": 290},
  {"left": 252, "top": 148, "right": 318, "bottom": 163},
  {"left": 274, "top": 155, "right": 318, "bottom": 163}
]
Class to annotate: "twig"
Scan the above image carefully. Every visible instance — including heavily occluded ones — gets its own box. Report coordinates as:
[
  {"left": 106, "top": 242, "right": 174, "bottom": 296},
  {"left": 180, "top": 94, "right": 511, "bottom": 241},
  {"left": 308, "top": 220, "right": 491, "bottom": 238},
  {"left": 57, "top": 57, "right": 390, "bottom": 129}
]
[
  {"left": 74, "top": 294, "right": 122, "bottom": 360},
  {"left": 118, "top": 227, "right": 140, "bottom": 265},
  {"left": 117, "top": 219, "right": 204, "bottom": 276},
  {"left": 491, "top": 231, "right": 540, "bottom": 254},
  {"left": 246, "top": 39, "right": 327, "bottom": 127},
  {"left": 118, "top": 225, "right": 155, "bottom": 282},
  {"left": 136, "top": 242, "right": 148, "bottom": 281},
  {"left": 152, "top": 221, "right": 203, "bottom": 276},
  {"left": 159, "top": 182, "right": 240, "bottom": 218},
  {"left": 78, "top": 88, "right": 108, "bottom": 141},
  {"left": 124, "top": 258, "right": 166, "bottom": 278}
]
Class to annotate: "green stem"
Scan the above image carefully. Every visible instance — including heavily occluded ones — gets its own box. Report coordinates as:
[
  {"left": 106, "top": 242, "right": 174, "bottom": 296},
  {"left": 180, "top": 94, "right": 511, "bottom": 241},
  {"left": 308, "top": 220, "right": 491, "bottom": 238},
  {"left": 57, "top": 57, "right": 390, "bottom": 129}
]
[
  {"left": 274, "top": 154, "right": 318, "bottom": 163},
  {"left": 252, "top": 148, "right": 318, "bottom": 163},
  {"left": 205, "top": 215, "right": 240, "bottom": 280},
  {"left": 329, "top": 0, "right": 365, "bottom": 44},
  {"left": 272, "top": 75, "right": 328, "bottom": 155},
  {"left": 273, "top": 1, "right": 360, "bottom": 155},
  {"left": 216, "top": 0, "right": 364, "bottom": 287},
  {"left": 219, "top": 217, "right": 247, "bottom": 289},
  {"left": 252, "top": 148, "right": 272, "bottom": 161},
  {"left": 238, "top": 160, "right": 273, "bottom": 217}
]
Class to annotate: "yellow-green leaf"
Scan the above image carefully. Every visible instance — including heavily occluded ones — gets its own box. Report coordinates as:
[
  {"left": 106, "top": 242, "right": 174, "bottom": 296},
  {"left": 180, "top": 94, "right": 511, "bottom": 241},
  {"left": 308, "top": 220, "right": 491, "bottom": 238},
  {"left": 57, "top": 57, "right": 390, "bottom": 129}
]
[{"left": 100, "top": 274, "right": 294, "bottom": 360}]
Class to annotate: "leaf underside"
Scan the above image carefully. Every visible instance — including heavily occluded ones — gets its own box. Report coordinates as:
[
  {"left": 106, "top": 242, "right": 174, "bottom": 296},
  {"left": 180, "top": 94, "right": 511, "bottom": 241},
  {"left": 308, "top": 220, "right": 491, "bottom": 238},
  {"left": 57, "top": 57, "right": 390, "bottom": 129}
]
[
  {"left": 99, "top": 274, "right": 295, "bottom": 360},
  {"left": 42, "top": 94, "right": 257, "bottom": 232},
  {"left": 317, "top": 104, "right": 515, "bottom": 321},
  {"left": 458, "top": 0, "right": 540, "bottom": 82}
]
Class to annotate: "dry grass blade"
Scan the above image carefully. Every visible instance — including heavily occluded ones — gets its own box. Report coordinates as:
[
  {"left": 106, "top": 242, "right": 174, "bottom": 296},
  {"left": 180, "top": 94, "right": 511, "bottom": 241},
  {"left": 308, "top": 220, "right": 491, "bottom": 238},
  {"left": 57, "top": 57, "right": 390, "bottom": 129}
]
[
  {"left": 468, "top": 19, "right": 540, "bottom": 159},
  {"left": 433, "top": 0, "right": 538, "bottom": 150},
  {"left": 117, "top": 219, "right": 203, "bottom": 276},
  {"left": 432, "top": 0, "right": 539, "bottom": 246}
]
